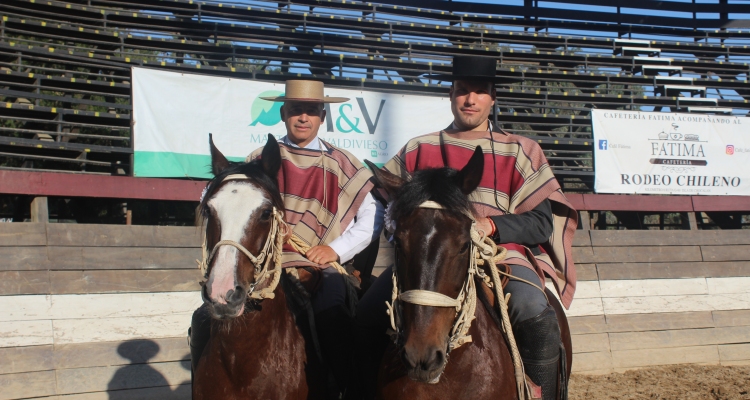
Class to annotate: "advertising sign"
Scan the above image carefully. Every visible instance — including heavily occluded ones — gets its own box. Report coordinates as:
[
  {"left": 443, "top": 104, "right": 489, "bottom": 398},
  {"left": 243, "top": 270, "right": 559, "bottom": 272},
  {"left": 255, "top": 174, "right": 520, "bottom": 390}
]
[
  {"left": 132, "top": 67, "right": 450, "bottom": 178},
  {"left": 592, "top": 109, "right": 749, "bottom": 195}
]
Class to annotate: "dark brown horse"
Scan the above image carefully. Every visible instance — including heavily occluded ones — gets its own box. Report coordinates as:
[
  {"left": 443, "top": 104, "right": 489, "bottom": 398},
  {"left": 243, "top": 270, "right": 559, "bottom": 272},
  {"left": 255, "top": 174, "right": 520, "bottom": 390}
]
[
  {"left": 366, "top": 147, "right": 572, "bottom": 400},
  {"left": 193, "top": 134, "right": 325, "bottom": 400}
]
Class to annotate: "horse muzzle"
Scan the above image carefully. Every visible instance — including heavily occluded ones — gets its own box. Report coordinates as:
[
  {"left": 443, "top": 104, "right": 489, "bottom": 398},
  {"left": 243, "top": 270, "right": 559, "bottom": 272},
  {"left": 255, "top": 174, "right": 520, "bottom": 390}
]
[
  {"left": 401, "top": 343, "right": 448, "bottom": 384},
  {"left": 201, "top": 283, "right": 247, "bottom": 319}
]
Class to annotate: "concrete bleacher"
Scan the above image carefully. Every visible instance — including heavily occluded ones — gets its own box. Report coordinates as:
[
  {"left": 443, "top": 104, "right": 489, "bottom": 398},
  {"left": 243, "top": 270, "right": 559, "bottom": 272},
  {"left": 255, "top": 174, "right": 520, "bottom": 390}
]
[
  {"left": 0, "top": 2, "right": 749, "bottom": 394},
  {"left": 0, "top": 0, "right": 747, "bottom": 191}
]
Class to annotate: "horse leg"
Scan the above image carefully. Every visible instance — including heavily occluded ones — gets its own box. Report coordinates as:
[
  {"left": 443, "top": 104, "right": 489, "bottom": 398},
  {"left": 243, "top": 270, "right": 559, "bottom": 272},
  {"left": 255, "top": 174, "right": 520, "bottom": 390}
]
[
  {"left": 352, "top": 266, "right": 394, "bottom": 400},
  {"left": 316, "top": 304, "right": 354, "bottom": 399},
  {"left": 189, "top": 303, "right": 212, "bottom": 374}
]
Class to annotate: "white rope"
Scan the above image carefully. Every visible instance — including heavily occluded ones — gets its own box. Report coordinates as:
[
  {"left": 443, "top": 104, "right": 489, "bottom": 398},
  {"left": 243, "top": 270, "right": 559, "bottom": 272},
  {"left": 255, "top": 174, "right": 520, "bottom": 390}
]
[
  {"left": 286, "top": 233, "right": 359, "bottom": 316},
  {"left": 398, "top": 290, "right": 461, "bottom": 308},
  {"left": 197, "top": 208, "right": 286, "bottom": 301},
  {"left": 197, "top": 174, "right": 289, "bottom": 301},
  {"left": 249, "top": 209, "right": 286, "bottom": 300},
  {"left": 287, "top": 234, "right": 350, "bottom": 276},
  {"left": 385, "top": 201, "right": 477, "bottom": 351},
  {"left": 471, "top": 228, "right": 529, "bottom": 400},
  {"left": 417, "top": 200, "right": 444, "bottom": 210},
  {"left": 385, "top": 200, "right": 531, "bottom": 399}
]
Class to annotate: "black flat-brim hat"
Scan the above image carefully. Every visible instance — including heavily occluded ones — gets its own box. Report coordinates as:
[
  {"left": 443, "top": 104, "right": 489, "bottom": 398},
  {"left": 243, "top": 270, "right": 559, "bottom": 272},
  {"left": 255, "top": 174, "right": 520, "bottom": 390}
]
[{"left": 423, "top": 56, "right": 504, "bottom": 83}]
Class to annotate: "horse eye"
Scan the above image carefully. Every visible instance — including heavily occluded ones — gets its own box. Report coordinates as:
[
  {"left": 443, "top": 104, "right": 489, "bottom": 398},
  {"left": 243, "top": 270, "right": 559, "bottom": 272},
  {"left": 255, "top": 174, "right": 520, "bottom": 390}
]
[
  {"left": 260, "top": 209, "right": 272, "bottom": 220},
  {"left": 459, "top": 242, "right": 470, "bottom": 254}
]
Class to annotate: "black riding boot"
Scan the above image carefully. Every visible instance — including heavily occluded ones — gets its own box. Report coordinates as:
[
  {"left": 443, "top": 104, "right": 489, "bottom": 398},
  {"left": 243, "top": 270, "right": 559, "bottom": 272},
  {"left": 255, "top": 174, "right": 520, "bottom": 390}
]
[
  {"left": 189, "top": 304, "right": 212, "bottom": 376},
  {"left": 315, "top": 305, "right": 355, "bottom": 400},
  {"left": 514, "top": 306, "right": 561, "bottom": 400}
]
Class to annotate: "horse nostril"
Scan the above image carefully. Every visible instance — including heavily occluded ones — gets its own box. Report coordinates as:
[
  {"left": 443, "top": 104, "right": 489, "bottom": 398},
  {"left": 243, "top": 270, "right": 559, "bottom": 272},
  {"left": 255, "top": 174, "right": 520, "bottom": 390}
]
[
  {"left": 226, "top": 286, "right": 245, "bottom": 305},
  {"left": 434, "top": 349, "right": 445, "bottom": 367},
  {"left": 424, "top": 348, "right": 445, "bottom": 371},
  {"left": 401, "top": 349, "right": 417, "bottom": 369}
]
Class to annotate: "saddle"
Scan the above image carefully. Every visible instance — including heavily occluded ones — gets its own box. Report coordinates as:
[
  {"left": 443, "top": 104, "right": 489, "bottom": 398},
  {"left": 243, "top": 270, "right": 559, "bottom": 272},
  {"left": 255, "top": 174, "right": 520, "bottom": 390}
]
[
  {"left": 479, "top": 263, "right": 513, "bottom": 291},
  {"left": 295, "top": 266, "right": 324, "bottom": 295}
]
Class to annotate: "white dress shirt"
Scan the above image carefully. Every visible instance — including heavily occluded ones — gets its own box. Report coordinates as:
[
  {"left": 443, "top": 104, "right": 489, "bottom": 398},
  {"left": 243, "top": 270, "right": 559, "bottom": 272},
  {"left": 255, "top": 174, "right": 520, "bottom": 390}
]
[{"left": 281, "top": 136, "right": 385, "bottom": 264}]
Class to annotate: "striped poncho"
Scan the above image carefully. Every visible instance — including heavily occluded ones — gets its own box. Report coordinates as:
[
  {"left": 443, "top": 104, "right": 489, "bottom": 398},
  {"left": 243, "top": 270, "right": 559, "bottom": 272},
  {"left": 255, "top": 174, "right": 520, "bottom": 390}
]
[
  {"left": 249, "top": 141, "right": 375, "bottom": 268},
  {"left": 383, "top": 127, "right": 578, "bottom": 308}
]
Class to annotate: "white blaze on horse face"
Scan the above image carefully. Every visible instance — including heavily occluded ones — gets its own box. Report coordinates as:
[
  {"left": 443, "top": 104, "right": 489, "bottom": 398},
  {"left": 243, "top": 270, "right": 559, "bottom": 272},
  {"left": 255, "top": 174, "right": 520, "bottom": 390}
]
[
  {"left": 418, "top": 224, "right": 439, "bottom": 287},
  {"left": 207, "top": 182, "right": 266, "bottom": 304}
]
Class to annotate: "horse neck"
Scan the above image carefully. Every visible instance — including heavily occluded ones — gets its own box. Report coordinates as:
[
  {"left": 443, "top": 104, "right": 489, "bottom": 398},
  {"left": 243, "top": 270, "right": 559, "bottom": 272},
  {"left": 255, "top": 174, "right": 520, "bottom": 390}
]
[{"left": 210, "top": 283, "right": 297, "bottom": 348}]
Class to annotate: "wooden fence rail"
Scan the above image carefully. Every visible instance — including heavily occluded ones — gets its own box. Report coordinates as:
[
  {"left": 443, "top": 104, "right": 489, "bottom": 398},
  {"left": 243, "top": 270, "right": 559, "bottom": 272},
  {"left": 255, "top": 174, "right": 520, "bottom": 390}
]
[
  {"left": 3, "top": 170, "right": 750, "bottom": 213},
  {"left": 1, "top": 223, "right": 749, "bottom": 398}
]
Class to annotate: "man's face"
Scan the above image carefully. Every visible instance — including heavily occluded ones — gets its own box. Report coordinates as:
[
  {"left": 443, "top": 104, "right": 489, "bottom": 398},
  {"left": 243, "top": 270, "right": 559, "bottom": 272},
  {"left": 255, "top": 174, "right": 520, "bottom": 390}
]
[
  {"left": 280, "top": 101, "right": 326, "bottom": 146},
  {"left": 449, "top": 80, "right": 496, "bottom": 131}
]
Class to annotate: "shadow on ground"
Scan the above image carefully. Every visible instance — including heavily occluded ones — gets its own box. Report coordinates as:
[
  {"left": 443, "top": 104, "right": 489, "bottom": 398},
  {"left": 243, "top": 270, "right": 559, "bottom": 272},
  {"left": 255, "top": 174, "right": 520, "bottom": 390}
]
[{"left": 107, "top": 339, "right": 191, "bottom": 399}]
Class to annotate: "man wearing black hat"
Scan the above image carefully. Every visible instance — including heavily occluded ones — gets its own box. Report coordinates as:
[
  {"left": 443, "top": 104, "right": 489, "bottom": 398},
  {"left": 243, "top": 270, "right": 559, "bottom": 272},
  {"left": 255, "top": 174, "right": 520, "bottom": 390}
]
[{"left": 354, "top": 56, "right": 578, "bottom": 400}]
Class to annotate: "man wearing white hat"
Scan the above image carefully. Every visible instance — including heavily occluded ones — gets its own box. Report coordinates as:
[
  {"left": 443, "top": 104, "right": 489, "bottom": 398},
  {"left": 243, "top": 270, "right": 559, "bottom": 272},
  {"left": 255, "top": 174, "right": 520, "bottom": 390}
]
[{"left": 190, "top": 80, "right": 384, "bottom": 399}]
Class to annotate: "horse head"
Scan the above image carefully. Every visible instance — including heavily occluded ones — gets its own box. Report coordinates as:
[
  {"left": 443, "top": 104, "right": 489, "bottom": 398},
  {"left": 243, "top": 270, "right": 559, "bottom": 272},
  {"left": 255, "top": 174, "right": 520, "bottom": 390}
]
[
  {"left": 367, "top": 146, "right": 484, "bottom": 384},
  {"left": 198, "top": 134, "right": 285, "bottom": 320}
]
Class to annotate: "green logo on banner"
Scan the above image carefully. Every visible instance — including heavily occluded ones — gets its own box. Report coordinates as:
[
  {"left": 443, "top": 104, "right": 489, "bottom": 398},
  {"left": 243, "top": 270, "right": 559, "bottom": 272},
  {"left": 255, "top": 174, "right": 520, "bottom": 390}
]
[{"left": 249, "top": 90, "right": 284, "bottom": 126}]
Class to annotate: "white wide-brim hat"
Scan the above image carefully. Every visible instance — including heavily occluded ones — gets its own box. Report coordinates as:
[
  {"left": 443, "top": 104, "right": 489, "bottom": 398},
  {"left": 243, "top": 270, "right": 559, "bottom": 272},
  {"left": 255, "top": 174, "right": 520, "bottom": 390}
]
[{"left": 260, "top": 80, "right": 349, "bottom": 103}]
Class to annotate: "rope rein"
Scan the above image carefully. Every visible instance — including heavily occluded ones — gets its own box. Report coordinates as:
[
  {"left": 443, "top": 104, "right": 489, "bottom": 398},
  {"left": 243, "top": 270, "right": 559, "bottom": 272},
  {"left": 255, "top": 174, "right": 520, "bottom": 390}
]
[
  {"left": 385, "top": 200, "right": 536, "bottom": 400},
  {"left": 197, "top": 176, "right": 535, "bottom": 397},
  {"left": 197, "top": 174, "right": 356, "bottom": 310},
  {"left": 197, "top": 206, "right": 287, "bottom": 300},
  {"left": 471, "top": 228, "right": 531, "bottom": 400},
  {"left": 287, "top": 233, "right": 359, "bottom": 316},
  {"left": 197, "top": 174, "right": 289, "bottom": 301},
  {"left": 287, "top": 235, "right": 350, "bottom": 277}
]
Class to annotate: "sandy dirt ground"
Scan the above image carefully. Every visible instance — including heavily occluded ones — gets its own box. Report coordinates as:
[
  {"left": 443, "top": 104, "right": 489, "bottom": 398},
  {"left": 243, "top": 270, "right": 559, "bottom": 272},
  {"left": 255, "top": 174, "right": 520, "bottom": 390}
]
[{"left": 570, "top": 365, "right": 750, "bottom": 400}]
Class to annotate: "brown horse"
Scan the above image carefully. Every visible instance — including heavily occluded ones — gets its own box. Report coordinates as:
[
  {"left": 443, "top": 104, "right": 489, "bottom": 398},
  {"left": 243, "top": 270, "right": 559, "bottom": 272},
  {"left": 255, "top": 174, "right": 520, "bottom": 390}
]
[
  {"left": 366, "top": 146, "right": 572, "bottom": 400},
  {"left": 192, "top": 134, "right": 325, "bottom": 399}
]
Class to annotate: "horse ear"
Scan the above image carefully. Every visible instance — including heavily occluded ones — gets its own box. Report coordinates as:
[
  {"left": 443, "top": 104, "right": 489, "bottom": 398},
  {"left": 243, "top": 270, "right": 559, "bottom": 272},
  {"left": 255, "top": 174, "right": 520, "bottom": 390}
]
[
  {"left": 364, "top": 160, "right": 404, "bottom": 197},
  {"left": 260, "top": 134, "right": 282, "bottom": 178},
  {"left": 209, "top": 133, "right": 230, "bottom": 176},
  {"left": 454, "top": 146, "right": 484, "bottom": 195}
]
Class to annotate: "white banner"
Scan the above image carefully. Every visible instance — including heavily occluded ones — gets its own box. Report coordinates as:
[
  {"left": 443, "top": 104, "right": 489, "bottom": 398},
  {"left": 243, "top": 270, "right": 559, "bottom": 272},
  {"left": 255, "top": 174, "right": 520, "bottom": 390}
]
[
  {"left": 132, "top": 67, "right": 450, "bottom": 178},
  {"left": 592, "top": 109, "right": 750, "bottom": 195}
]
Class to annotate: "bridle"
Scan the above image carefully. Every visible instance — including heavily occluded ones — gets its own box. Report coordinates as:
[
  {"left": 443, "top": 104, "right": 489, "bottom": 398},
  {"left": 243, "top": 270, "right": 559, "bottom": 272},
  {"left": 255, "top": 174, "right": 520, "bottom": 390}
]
[
  {"left": 385, "top": 200, "right": 534, "bottom": 399},
  {"left": 198, "top": 174, "right": 288, "bottom": 302},
  {"left": 385, "top": 200, "right": 484, "bottom": 352}
]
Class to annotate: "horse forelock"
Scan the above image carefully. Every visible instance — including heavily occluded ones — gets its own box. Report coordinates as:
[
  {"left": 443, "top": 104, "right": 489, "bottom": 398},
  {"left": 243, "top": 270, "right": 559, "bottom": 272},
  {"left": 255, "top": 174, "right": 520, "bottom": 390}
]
[
  {"left": 390, "top": 167, "right": 474, "bottom": 223},
  {"left": 199, "top": 159, "right": 284, "bottom": 220}
]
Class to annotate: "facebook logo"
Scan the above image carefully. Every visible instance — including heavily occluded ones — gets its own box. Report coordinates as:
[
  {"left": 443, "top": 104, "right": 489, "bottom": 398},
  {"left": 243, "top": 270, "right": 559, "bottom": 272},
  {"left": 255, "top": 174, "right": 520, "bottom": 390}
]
[{"left": 598, "top": 140, "right": 608, "bottom": 150}]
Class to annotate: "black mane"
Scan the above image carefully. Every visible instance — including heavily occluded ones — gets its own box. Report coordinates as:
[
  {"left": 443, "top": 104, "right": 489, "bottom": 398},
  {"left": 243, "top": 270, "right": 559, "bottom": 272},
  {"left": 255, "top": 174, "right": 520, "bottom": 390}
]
[
  {"left": 390, "top": 167, "right": 474, "bottom": 222},
  {"left": 198, "top": 159, "right": 284, "bottom": 219}
]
